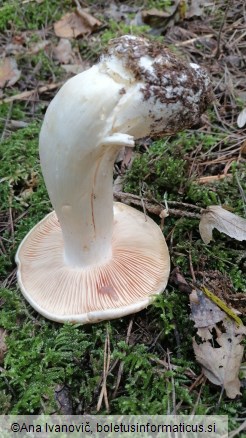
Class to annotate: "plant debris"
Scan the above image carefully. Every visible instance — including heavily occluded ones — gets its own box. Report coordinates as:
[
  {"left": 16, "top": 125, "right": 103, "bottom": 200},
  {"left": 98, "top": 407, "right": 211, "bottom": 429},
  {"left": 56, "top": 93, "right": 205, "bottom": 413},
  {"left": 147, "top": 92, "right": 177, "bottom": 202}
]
[
  {"left": 54, "top": 10, "right": 102, "bottom": 39},
  {"left": 53, "top": 39, "right": 75, "bottom": 64},
  {"left": 193, "top": 319, "right": 246, "bottom": 399},
  {"left": 0, "top": 328, "right": 7, "bottom": 364},
  {"left": 199, "top": 205, "right": 246, "bottom": 244},
  {"left": 237, "top": 107, "right": 246, "bottom": 128},
  {"left": 190, "top": 289, "right": 226, "bottom": 328},
  {"left": 0, "top": 58, "right": 21, "bottom": 88}
]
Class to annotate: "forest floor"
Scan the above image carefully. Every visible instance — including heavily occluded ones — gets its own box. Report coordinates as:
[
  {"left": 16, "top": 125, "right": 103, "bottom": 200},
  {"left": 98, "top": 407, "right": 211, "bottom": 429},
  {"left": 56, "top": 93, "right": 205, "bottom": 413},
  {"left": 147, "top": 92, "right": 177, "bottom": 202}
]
[{"left": 0, "top": 1, "right": 246, "bottom": 436}]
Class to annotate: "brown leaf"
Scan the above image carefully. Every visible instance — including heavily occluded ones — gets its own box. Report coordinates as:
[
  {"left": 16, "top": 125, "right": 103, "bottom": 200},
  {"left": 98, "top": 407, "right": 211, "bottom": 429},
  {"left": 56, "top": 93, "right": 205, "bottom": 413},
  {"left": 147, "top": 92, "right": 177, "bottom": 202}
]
[
  {"left": 0, "top": 328, "right": 7, "bottom": 363},
  {"left": 0, "top": 57, "right": 21, "bottom": 88},
  {"left": 169, "top": 267, "right": 192, "bottom": 294},
  {"left": 53, "top": 39, "right": 75, "bottom": 64},
  {"left": 190, "top": 289, "right": 225, "bottom": 328},
  {"left": 54, "top": 10, "right": 101, "bottom": 39},
  {"left": 193, "top": 320, "right": 246, "bottom": 398},
  {"left": 240, "top": 140, "right": 246, "bottom": 156},
  {"left": 199, "top": 205, "right": 246, "bottom": 244}
]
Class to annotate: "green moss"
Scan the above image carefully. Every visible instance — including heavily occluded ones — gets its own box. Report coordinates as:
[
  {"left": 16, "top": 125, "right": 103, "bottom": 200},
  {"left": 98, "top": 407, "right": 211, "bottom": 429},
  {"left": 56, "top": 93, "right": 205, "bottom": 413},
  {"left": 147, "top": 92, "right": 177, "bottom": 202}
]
[
  {"left": 0, "top": 121, "right": 50, "bottom": 279},
  {"left": 0, "top": 0, "right": 71, "bottom": 32},
  {"left": 124, "top": 141, "right": 188, "bottom": 198}
]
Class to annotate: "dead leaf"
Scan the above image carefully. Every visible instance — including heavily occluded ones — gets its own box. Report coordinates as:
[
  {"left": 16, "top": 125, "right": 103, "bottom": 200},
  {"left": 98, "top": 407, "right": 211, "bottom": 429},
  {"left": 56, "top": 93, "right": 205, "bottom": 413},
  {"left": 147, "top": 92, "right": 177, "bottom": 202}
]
[
  {"left": 54, "top": 10, "right": 101, "bottom": 39},
  {"left": 190, "top": 289, "right": 226, "bottom": 328},
  {"left": 55, "top": 384, "right": 73, "bottom": 414},
  {"left": 169, "top": 267, "right": 192, "bottom": 294},
  {"left": 237, "top": 108, "right": 246, "bottom": 128},
  {"left": 0, "top": 328, "right": 7, "bottom": 363},
  {"left": 53, "top": 39, "right": 75, "bottom": 64},
  {"left": 199, "top": 205, "right": 246, "bottom": 244},
  {"left": 185, "top": 0, "right": 213, "bottom": 19},
  {"left": 240, "top": 140, "right": 246, "bottom": 156},
  {"left": 0, "top": 58, "right": 21, "bottom": 88},
  {"left": 193, "top": 320, "right": 246, "bottom": 398}
]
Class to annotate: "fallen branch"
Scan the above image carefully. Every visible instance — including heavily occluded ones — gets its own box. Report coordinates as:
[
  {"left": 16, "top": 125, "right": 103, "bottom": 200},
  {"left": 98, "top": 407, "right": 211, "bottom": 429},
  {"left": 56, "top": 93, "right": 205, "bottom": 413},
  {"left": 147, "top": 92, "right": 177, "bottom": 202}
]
[
  {"left": 175, "top": 34, "right": 214, "bottom": 47},
  {"left": 197, "top": 174, "right": 233, "bottom": 184},
  {"left": 113, "top": 191, "right": 201, "bottom": 219},
  {"left": 0, "top": 82, "right": 64, "bottom": 104}
]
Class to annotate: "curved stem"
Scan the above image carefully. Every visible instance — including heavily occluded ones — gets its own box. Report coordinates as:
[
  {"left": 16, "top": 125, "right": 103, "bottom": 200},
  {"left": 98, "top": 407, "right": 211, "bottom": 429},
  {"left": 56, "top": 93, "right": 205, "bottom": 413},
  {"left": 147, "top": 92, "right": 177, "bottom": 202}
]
[
  {"left": 58, "top": 133, "right": 134, "bottom": 268},
  {"left": 39, "top": 67, "right": 134, "bottom": 268}
]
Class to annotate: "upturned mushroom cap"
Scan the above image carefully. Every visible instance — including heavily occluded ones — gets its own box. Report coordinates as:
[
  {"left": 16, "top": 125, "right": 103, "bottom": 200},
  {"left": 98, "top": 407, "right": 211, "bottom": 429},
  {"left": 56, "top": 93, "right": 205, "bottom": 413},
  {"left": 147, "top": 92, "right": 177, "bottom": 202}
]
[
  {"left": 16, "top": 203, "right": 169, "bottom": 323},
  {"left": 15, "top": 35, "right": 212, "bottom": 323}
]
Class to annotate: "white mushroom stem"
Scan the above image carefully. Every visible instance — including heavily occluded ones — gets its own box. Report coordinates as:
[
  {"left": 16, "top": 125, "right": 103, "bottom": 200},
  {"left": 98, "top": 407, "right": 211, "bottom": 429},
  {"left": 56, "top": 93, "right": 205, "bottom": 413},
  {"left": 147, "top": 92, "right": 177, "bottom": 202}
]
[
  {"left": 40, "top": 67, "right": 135, "bottom": 268},
  {"left": 39, "top": 35, "right": 212, "bottom": 269}
]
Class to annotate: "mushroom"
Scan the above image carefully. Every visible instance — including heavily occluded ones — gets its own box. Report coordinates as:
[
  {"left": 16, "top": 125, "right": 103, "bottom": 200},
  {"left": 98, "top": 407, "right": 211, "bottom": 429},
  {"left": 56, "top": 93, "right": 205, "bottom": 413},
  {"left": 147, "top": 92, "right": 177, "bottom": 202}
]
[{"left": 15, "top": 35, "right": 212, "bottom": 323}]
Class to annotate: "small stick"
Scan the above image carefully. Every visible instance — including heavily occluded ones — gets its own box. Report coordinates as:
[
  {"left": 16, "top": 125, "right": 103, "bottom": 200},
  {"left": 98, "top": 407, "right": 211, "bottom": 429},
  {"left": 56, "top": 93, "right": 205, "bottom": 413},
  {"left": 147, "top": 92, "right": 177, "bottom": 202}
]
[
  {"left": 175, "top": 34, "right": 214, "bottom": 47},
  {"left": 215, "top": 0, "right": 233, "bottom": 58},
  {"left": 113, "top": 191, "right": 201, "bottom": 219},
  {"left": 112, "top": 318, "right": 134, "bottom": 398},
  {"left": 167, "top": 349, "right": 176, "bottom": 415},
  {"left": 191, "top": 378, "right": 206, "bottom": 415},
  {"left": 173, "top": 374, "right": 205, "bottom": 414},
  {"left": 8, "top": 207, "right": 15, "bottom": 241},
  {"left": 197, "top": 174, "right": 233, "bottom": 184},
  {"left": 97, "top": 327, "right": 111, "bottom": 412},
  {"left": 0, "top": 82, "right": 64, "bottom": 104},
  {"left": 0, "top": 101, "right": 13, "bottom": 143},
  {"left": 189, "top": 250, "right": 196, "bottom": 283}
]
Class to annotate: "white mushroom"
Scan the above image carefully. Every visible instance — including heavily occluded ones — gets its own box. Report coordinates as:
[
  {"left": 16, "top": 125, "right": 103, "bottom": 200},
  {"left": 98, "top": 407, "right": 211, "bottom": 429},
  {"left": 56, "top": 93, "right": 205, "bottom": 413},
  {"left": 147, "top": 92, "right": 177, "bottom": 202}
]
[{"left": 15, "top": 35, "right": 212, "bottom": 323}]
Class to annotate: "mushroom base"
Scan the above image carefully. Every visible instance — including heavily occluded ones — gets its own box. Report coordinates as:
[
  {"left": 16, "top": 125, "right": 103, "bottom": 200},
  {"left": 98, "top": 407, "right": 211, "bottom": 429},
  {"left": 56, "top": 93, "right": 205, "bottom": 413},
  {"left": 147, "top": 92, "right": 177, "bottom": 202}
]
[{"left": 15, "top": 202, "right": 170, "bottom": 324}]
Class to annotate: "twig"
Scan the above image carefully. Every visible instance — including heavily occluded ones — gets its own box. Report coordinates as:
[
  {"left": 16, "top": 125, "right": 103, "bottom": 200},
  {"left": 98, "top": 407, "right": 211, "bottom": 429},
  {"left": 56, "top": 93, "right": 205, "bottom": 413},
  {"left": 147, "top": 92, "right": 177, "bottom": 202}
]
[
  {"left": 0, "top": 101, "right": 13, "bottom": 143},
  {"left": 0, "top": 237, "right": 6, "bottom": 255},
  {"left": 215, "top": 0, "right": 233, "bottom": 58},
  {"left": 228, "top": 421, "right": 246, "bottom": 438},
  {"left": 175, "top": 34, "right": 214, "bottom": 47},
  {"left": 97, "top": 327, "right": 111, "bottom": 412},
  {"left": 173, "top": 374, "right": 205, "bottom": 414},
  {"left": 8, "top": 207, "right": 14, "bottom": 241},
  {"left": 188, "top": 236, "right": 196, "bottom": 283},
  {"left": 113, "top": 191, "right": 201, "bottom": 219},
  {"left": 0, "top": 82, "right": 64, "bottom": 104},
  {"left": 1, "top": 268, "right": 17, "bottom": 288},
  {"left": 191, "top": 378, "right": 206, "bottom": 415},
  {"left": 112, "top": 318, "right": 134, "bottom": 398},
  {"left": 235, "top": 172, "right": 246, "bottom": 215},
  {"left": 167, "top": 349, "right": 176, "bottom": 415},
  {"left": 197, "top": 174, "right": 233, "bottom": 184}
]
